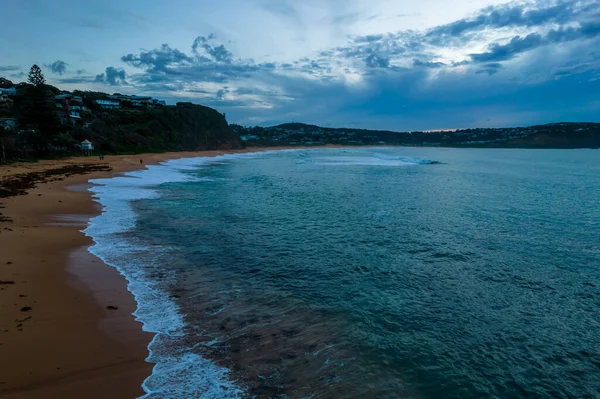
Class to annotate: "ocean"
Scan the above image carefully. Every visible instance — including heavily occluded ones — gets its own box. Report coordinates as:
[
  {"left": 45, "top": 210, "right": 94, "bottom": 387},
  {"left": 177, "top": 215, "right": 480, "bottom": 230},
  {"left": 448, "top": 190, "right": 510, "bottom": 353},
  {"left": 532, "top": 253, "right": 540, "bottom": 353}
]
[{"left": 84, "top": 148, "right": 600, "bottom": 399}]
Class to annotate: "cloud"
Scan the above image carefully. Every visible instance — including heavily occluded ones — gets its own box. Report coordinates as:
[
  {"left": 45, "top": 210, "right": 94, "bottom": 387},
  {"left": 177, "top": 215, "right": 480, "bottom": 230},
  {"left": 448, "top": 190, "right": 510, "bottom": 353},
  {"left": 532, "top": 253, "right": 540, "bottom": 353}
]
[
  {"left": 47, "top": 60, "right": 68, "bottom": 75},
  {"left": 234, "top": 87, "right": 279, "bottom": 96},
  {"left": 354, "top": 34, "right": 384, "bottom": 43},
  {"left": 426, "top": 1, "right": 596, "bottom": 41},
  {"left": 413, "top": 59, "right": 446, "bottom": 69},
  {"left": 87, "top": 1, "right": 600, "bottom": 129},
  {"left": 215, "top": 87, "right": 229, "bottom": 100},
  {"left": 122, "top": 44, "right": 192, "bottom": 73},
  {"left": 476, "top": 63, "right": 504, "bottom": 75},
  {"left": 0, "top": 66, "right": 20, "bottom": 72},
  {"left": 471, "top": 21, "right": 600, "bottom": 63},
  {"left": 330, "top": 0, "right": 600, "bottom": 68},
  {"left": 10, "top": 71, "right": 25, "bottom": 79},
  {"left": 119, "top": 35, "right": 284, "bottom": 92},
  {"left": 365, "top": 53, "right": 390, "bottom": 68},
  {"left": 95, "top": 66, "right": 127, "bottom": 85},
  {"left": 192, "top": 35, "right": 233, "bottom": 63}
]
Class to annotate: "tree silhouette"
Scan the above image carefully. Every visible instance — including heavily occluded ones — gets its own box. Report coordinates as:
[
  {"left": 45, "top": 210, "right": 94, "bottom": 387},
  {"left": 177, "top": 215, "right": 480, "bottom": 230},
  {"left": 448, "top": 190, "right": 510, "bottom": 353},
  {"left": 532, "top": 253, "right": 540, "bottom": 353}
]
[{"left": 27, "top": 64, "right": 45, "bottom": 86}]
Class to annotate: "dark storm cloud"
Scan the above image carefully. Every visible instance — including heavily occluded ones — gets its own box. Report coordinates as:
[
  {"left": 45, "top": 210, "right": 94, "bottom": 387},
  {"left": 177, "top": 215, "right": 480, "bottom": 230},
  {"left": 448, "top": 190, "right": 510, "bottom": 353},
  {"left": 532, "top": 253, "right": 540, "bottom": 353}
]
[
  {"left": 192, "top": 35, "right": 233, "bottom": 63},
  {"left": 47, "top": 60, "right": 68, "bottom": 75},
  {"left": 122, "top": 44, "right": 192, "bottom": 73},
  {"left": 120, "top": 35, "right": 296, "bottom": 89},
  {"left": 426, "top": 1, "right": 595, "bottom": 40},
  {"left": 95, "top": 66, "right": 127, "bottom": 85},
  {"left": 471, "top": 33, "right": 544, "bottom": 62},
  {"left": 331, "top": 0, "right": 600, "bottom": 69},
  {"left": 471, "top": 21, "right": 600, "bottom": 63}
]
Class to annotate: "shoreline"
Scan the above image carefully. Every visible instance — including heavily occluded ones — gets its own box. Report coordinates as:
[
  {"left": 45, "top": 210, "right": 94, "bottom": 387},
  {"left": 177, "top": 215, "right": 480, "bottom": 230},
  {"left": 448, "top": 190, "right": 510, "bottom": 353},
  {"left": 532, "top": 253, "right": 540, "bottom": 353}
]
[{"left": 0, "top": 147, "right": 303, "bottom": 398}]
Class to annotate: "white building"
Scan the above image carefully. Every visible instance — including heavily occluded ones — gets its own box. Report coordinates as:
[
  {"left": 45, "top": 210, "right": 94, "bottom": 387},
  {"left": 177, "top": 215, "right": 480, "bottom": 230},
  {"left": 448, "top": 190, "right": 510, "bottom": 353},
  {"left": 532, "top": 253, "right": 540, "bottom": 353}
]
[
  {"left": 0, "top": 117, "right": 17, "bottom": 130},
  {"left": 0, "top": 87, "right": 17, "bottom": 96},
  {"left": 81, "top": 139, "right": 94, "bottom": 151},
  {"left": 96, "top": 99, "right": 121, "bottom": 109}
]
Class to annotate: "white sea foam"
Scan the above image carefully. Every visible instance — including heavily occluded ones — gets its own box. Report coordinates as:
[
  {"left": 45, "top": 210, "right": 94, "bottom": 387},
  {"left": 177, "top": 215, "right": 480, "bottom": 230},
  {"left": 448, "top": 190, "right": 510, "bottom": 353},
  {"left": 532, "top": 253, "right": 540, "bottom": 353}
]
[
  {"left": 82, "top": 154, "right": 253, "bottom": 398},
  {"left": 82, "top": 148, "right": 436, "bottom": 398}
]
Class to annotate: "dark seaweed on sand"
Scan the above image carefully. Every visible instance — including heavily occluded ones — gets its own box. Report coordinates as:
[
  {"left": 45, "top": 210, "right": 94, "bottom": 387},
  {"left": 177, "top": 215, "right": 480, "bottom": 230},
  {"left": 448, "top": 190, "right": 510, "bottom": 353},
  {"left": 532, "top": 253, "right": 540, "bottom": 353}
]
[{"left": 0, "top": 164, "right": 111, "bottom": 199}]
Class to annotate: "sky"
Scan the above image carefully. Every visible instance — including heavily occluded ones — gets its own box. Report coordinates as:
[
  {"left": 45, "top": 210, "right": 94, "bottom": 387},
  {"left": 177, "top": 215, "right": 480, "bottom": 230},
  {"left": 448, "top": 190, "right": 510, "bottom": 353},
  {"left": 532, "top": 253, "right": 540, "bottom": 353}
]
[{"left": 1, "top": 0, "right": 599, "bottom": 130}]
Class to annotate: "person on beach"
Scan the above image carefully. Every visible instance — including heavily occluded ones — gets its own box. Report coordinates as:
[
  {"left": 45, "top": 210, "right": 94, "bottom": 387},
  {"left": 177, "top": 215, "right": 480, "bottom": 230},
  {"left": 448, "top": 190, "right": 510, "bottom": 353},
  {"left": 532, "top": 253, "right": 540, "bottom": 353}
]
[{"left": 140, "top": 159, "right": 143, "bottom": 164}]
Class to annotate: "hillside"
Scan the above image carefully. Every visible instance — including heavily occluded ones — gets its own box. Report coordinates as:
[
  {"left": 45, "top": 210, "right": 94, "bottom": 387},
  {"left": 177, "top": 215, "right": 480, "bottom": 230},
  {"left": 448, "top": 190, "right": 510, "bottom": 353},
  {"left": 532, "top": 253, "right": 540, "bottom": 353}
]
[
  {"left": 0, "top": 82, "right": 242, "bottom": 161},
  {"left": 82, "top": 102, "right": 240, "bottom": 154},
  {"left": 232, "top": 122, "right": 600, "bottom": 149}
]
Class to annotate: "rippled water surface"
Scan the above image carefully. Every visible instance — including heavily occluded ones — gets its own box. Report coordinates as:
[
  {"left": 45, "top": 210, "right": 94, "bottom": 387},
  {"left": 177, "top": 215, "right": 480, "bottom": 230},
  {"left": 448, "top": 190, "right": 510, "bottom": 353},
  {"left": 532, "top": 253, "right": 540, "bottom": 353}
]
[{"left": 87, "top": 148, "right": 600, "bottom": 398}]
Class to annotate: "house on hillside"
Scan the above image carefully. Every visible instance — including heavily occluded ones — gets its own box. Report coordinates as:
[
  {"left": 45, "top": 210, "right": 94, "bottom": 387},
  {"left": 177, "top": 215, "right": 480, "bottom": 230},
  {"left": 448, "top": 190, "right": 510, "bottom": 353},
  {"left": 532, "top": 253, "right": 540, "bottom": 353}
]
[
  {"left": 81, "top": 139, "right": 94, "bottom": 155},
  {"left": 0, "top": 94, "right": 14, "bottom": 110},
  {"left": 55, "top": 93, "right": 90, "bottom": 125},
  {"left": 0, "top": 87, "right": 17, "bottom": 96},
  {"left": 96, "top": 99, "right": 121, "bottom": 109},
  {"left": 240, "top": 135, "right": 260, "bottom": 142},
  {"left": 0, "top": 117, "right": 17, "bottom": 130},
  {"left": 108, "top": 94, "right": 162, "bottom": 108},
  {"left": 131, "top": 95, "right": 152, "bottom": 108}
]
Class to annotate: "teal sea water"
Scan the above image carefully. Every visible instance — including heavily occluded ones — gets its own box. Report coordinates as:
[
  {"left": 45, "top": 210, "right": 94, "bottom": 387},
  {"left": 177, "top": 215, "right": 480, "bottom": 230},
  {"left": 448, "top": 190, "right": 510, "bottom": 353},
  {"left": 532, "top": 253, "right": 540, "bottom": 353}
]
[{"left": 85, "top": 148, "right": 600, "bottom": 399}]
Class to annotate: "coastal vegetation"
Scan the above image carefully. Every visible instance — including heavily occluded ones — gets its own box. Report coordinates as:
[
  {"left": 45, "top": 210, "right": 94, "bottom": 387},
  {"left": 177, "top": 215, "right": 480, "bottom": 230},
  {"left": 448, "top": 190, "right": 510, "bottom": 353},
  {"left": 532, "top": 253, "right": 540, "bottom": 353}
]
[
  {"left": 0, "top": 66, "right": 241, "bottom": 162},
  {"left": 233, "top": 122, "right": 600, "bottom": 149}
]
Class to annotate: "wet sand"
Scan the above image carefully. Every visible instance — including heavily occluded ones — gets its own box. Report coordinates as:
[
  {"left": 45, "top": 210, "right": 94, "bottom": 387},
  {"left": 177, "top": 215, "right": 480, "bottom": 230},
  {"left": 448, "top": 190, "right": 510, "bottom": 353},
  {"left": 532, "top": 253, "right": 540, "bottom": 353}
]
[{"left": 0, "top": 149, "right": 297, "bottom": 398}]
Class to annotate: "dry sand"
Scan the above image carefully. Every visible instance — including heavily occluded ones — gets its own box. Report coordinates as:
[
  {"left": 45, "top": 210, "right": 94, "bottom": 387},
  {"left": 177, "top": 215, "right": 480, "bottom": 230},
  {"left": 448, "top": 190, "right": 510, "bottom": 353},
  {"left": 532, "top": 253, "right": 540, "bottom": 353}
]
[{"left": 0, "top": 148, "right": 292, "bottom": 398}]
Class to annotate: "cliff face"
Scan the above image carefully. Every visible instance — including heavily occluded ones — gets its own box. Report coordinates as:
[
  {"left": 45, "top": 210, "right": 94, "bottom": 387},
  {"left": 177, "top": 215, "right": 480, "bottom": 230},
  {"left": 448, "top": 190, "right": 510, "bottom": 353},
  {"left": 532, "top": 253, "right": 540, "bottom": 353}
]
[{"left": 85, "top": 102, "right": 243, "bottom": 153}]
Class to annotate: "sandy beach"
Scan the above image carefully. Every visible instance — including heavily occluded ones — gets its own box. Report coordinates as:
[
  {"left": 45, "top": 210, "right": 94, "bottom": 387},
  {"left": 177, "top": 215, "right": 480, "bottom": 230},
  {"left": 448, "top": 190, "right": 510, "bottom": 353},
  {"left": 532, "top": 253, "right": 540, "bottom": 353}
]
[{"left": 0, "top": 148, "right": 286, "bottom": 398}]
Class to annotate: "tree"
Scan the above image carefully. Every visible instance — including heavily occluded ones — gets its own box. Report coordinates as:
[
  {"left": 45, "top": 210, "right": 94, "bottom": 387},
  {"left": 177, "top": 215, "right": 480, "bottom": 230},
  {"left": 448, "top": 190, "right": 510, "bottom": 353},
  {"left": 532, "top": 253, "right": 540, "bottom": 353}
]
[
  {"left": 19, "top": 69, "right": 60, "bottom": 147},
  {"left": 27, "top": 64, "right": 45, "bottom": 86},
  {"left": 0, "top": 77, "right": 13, "bottom": 88}
]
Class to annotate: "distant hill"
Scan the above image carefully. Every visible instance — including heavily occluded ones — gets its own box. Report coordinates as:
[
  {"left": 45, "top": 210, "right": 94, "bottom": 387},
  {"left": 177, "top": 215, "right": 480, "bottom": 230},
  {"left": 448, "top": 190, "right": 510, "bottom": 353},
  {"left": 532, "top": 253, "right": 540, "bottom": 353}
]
[{"left": 232, "top": 122, "right": 600, "bottom": 149}]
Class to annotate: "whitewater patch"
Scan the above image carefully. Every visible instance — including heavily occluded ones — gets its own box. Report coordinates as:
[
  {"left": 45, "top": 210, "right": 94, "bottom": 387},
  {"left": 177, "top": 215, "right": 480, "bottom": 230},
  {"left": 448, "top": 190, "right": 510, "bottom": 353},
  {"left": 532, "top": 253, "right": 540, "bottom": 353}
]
[{"left": 82, "top": 154, "right": 262, "bottom": 398}]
